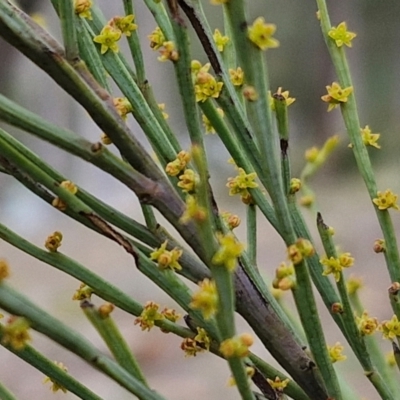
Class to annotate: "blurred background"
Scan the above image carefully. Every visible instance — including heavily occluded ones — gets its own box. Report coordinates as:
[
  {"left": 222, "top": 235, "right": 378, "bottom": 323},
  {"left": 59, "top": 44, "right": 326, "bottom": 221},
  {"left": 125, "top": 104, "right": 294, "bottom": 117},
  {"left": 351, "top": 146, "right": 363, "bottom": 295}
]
[{"left": 1, "top": 1, "right": 400, "bottom": 399}]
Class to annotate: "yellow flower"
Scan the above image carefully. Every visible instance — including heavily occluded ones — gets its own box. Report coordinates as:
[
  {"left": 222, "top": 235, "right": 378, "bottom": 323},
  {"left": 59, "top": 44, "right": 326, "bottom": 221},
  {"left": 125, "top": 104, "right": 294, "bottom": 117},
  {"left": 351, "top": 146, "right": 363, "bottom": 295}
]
[
  {"left": 100, "top": 132, "right": 112, "bottom": 145},
  {"left": 98, "top": 303, "right": 115, "bottom": 318},
  {"left": 1, "top": 316, "right": 31, "bottom": 350},
  {"left": 43, "top": 361, "right": 68, "bottom": 393},
  {"left": 202, "top": 108, "right": 224, "bottom": 134},
  {"left": 327, "top": 342, "right": 347, "bottom": 363},
  {"left": 177, "top": 168, "right": 198, "bottom": 193},
  {"left": 270, "top": 87, "right": 296, "bottom": 110},
  {"left": 72, "top": 283, "right": 93, "bottom": 300},
  {"left": 93, "top": 25, "right": 122, "bottom": 54},
  {"left": 180, "top": 327, "right": 211, "bottom": 357},
  {"left": 266, "top": 376, "right": 290, "bottom": 392},
  {"left": 44, "top": 231, "right": 63, "bottom": 252},
  {"left": 289, "top": 178, "right": 302, "bottom": 194},
  {"left": 158, "top": 103, "right": 169, "bottom": 119},
  {"left": 150, "top": 240, "right": 183, "bottom": 271},
  {"left": 248, "top": 17, "right": 279, "bottom": 51},
  {"left": 272, "top": 262, "right": 295, "bottom": 291},
  {"left": 320, "top": 252, "right": 354, "bottom": 282},
  {"left": 357, "top": 311, "right": 379, "bottom": 336},
  {"left": 190, "top": 278, "right": 218, "bottom": 320},
  {"left": 194, "top": 74, "right": 224, "bottom": 102},
  {"left": 160, "top": 308, "right": 181, "bottom": 323},
  {"left": 328, "top": 22, "right": 356, "bottom": 48},
  {"left": 220, "top": 333, "right": 253, "bottom": 358},
  {"left": 112, "top": 14, "right": 137, "bottom": 37},
  {"left": 134, "top": 301, "right": 164, "bottom": 331},
  {"left": 321, "top": 82, "right": 353, "bottom": 111},
  {"left": 0, "top": 259, "right": 10, "bottom": 281},
  {"left": 380, "top": 315, "right": 400, "bottom": 340},
  {"left": 113, "top": 97, "right": 133, "bottom": 119},
  {"left": 229, "top": 67, "right": 244, "bottom": 87},
  {"left": 158, "top": 41, "right": 179, "bottom": 62},
  {"left": 226, "top": 168, "right": 258, "bottom": 199},
  {"left": 74, "top": 0, "right": 92, "bottom": 19},
  {"left": 228, "top": 367, "right": 254, "bottom": 386},
  {"left": 373, "top": 189, "right": 399, "bottom": 210},
  {"left": 165, "top": 151, "right": 191, "bottom": 176},
  {"left": 148, "top": 26, "right": 165, "bottom": 50},
  {"left": 221, "top": 211, "right": 241, "bottom": 230},
  {"left": 213, "top": 29, "right": 229, "bottom": 52},
  {"left": 180, "top": 195, "right": 207, "bottom": 224},
  {"left": 51, "top": 180, "right": 78, "bottom": 211},
  {"left": 356, "top": 125, "right": 381, "bottom": 149},
  {"left": 212, "top": 233, "right": 244, "bottom": 271}
]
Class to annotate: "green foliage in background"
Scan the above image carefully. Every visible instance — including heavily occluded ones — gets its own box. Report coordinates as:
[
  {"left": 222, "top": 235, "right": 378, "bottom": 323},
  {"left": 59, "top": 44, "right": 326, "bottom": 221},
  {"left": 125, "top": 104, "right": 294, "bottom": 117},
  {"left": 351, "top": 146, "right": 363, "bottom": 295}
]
[{"left": 0, "top": 1, "right": 399, "bottom": 399}]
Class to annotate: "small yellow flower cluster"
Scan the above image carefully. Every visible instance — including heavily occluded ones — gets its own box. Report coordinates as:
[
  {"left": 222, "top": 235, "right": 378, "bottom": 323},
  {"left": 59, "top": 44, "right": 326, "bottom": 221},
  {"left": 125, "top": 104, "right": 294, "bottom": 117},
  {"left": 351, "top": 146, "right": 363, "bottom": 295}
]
[
  {"left": 272, "top": 262, "right": 295, "bottom": 291},
  {"left": 320, "top": 252, "right": 354, "bottom": 282},
  {"left": 74, "top": 0, "right": 92, "bottom": 19},
  {"left": 212, "top": 233, "right": 244, "bottom": 272},
  {"left": 134, "top": 301, "right": 164, "bottom": 331},
  {"left": 328, "top": 22, "right": 356, "bottom": 48},
  {"left": 270, "top": 87, "right": 296, "bottom": 111},
  {"left": 72, "top": 283, "right": 93, "bottom": 301},
  {"left": 356, "top": 311, "right": 379, "bottom": 336},
  {"left": 380, "top": 315, "right": 400, "bottom": 340},
  {"left": 213, "top": 29, "right": 229, "bottom": 52},
  {"left": 44, "top": 231, "right": 63, "bottom": 252},
  {"left": 221, "top": 211, "right": 241, "bottom": 230},
  {"left": 219, "top": 333, "right": 254, "bottom": 358},
  {"left": 158, "top": 41, "right": 179, "bottom": 62},
  {"left": 43, "top": 361, "right": 68, "bottom": 393},
  {"left": 248, "top": 17, "right": 279, "bottom": 51},
  {"left": 202, "top": 108, "right": 224, "bottom": 134},
  {"left": 1, "top": 316, "right": 31, "bottom": 350},
  {"left": 98, "top": 303, "right": 114, "bottom": 318},
  {"left": 373, "top": 189, "right": 399, "bottom": 211},
  {"left": 229, "top": 67, "right": 244, "bottom": 87},
  {"left": 321, "top": 82, "right": 353, "bottom": 112},
  {"left": 289, "top": 178, "right": 302, "bottom": 194},
  {"left": 93, "top": 14, "right": 137, "bottom": 54},
  {"left": 191, "top": 61, "right": 224, "bottom": 103},
  {"left": 165, "top": 150, "right": 191, "bottom": 176},
  {"left": 227, "top": 167, "right": 258, "bottom": 203},
  {"left": 346, "top": 275, "right": 363, "bottom": 295},
  {"left": 177, "top": 168, "right": 198, "bottom": 193},
  {"left": 287, "top": 238, "right": 315, "bottom": 265},
  {"left": 52, "top": 180, "right": 78, "bottom": 211},
  {"left": 228, "top": 366, "right": 255, "bottom": 387},
  {"left": 180, "top": 195, "right": 207, "bottom": 224},
  {"left": 113, "top": 97, "right": 133, "bottom": 120},
  {"left": 180, "top": 327, "right": 211, "bottom": 357},
  {"left": 150, "top": 240, "right": 183, "bottom": 271},
  {"left": 266, "top": 376, "right": 290, "bottom": 393},
  {"left": 360, "top": 125, "right": 381, "bottom": 149},
  {"left": 327, "top": 342, "right": 347, "bottom": 363},
  {"left": 148, "top": 26, "right": 165, "bottom": 50},
  {"left": 0, "top": 259, "right": 10, "bottom": 281},
  {"left": 190, "top": 278, "right": 218, "bottom": 320}
]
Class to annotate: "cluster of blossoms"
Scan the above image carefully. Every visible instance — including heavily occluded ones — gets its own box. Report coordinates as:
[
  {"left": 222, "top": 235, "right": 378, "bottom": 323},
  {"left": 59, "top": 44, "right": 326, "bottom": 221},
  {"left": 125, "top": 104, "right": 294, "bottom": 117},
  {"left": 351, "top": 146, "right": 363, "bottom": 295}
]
[
  {"left": 165, "top": 150, "right": 191, "bottom": 177},
  {"left": 190, "top": 278, "right": 218, "bottom": 320},
  {"left": 272, "top": 262, "right": 295, "bottom": 291},
  {"left": 327, "top": 342, "right": 347, "bottom": 363},
  {"left": 150, "top": 240, "right": 183, "bottom": 272},
  {"left": 74, "top": 0, "right": 92, "bottom": 19},
  {"left": 320, "top": 252, "right": 354, "bottom": 282},
  {"left": 379, "top": 315, "right": 400, "bottom": 340},
  {"left": 72, "top": 283, "right": 93, "bottom": 301},
  {"left": 247, "top": 17, "right": 279, "bottom": 51},
  {"left": 287, "top": 238, "right": 315, "bottom": 266},
  {"left": 269, "top": 87, "right": 296, "bottom": 111},
  {"left": 191, "top": 61, "right": 224, "bottom": 103},
  {"left": 44, "top": 231, "right": 63, "bottom": 252},
  {"left": 321, "top": 82, "right": 353, "bottom": 112},
  {"left": 93, "top": 14, "right": 137, "bottom": 54},
  {"left": 219, "top": 333, "right": 254, "bottom": 358},
  {"left": 1, "top": 316, "right": 31, "bottom": 350},
  {"left": 213, "top": 29, "right": 229, "bottom": 52},
  {"left": 134, "top": 301, "right": 180, "bottom": 331},
  {"left": 212, "top": 233, "right": 244, "bottom": 272},
  {"left": 52, "top": 180, "right": 78, "bottom": 211},
  {"left": 227, "top": 167, "right": 258, "bottom": 204},
  {"left": 266, "top": 377, "right": 290, "bottom": 393},
  {"left": 356, "top": 311, "right": 379, "bottom": 336},
  {"left": 148, "top": 26, "right": 179, "bottom": 62},
  {"left": 180, "top": 327, "right": 211, "bottom": 357},
  {"left": 43, "top": 361, "right": 68, "bottom": 393}
]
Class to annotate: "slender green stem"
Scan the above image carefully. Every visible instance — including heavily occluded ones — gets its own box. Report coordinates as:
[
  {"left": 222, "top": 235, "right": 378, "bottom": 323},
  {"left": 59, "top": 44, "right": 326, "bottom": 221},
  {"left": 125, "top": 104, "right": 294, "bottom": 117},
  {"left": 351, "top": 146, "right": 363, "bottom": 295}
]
[
  {"left": 59, "top": 0, "right": 78, "bottom": 61},
  {"left": 246, "top": 205, "right": 257, "bottom": 266},
  {"left": 0, "top": 381, "right": 17, "bottom": 400},
  {"left": 0, "top": 329, "right": 103, "bottom": 400},
  {"left": 81, "top": 301, "right": 148, "bottom": 385},
  {"left": 0, "top": 285, "right": 168, "bottom": 400}
]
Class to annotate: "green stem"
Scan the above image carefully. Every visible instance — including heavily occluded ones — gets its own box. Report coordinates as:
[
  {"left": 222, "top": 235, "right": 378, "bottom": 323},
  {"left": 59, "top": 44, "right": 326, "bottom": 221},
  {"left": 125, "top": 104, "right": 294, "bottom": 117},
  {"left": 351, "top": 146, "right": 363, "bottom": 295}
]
[
  {"left": 0, "top": 381, "right": 17, "bottom": 400},
  {"left": 59, "top": 0, "right": 78, "bottom": 61},
  {"left": 0, "top": 329, "right": 103, "bottom": 400},
  {"left": 246, "top": 205, "right": 257, "bottom": 266},
  {"left": 81, "top": 301, "right": 148, "bottom": 385},
  {"left": 0, "top": 285, "right": 168, "bottom": 400}
]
